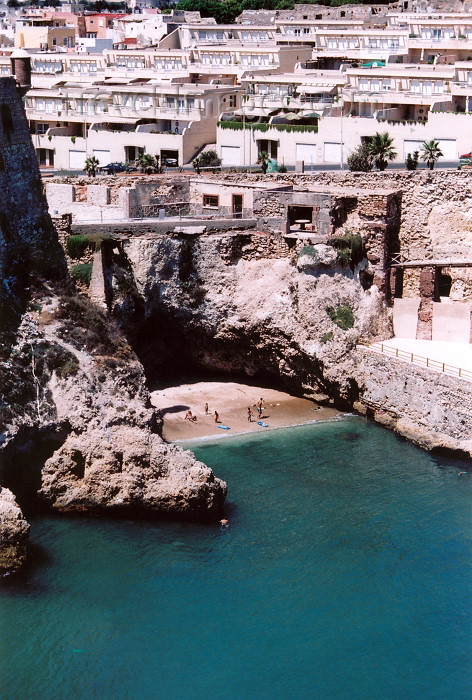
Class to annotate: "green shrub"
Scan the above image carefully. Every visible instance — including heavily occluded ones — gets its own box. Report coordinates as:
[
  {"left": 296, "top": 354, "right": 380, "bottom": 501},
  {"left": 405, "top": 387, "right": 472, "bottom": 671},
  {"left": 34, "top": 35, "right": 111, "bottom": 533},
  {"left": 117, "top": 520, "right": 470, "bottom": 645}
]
[
  {"left": 326, "top": 304, "right": 355, "bottom": 330},
  {"left": 66, "top": 235, "right": 92, "bottom": 259},
  {"left": 278, "top": 164, "right": 288, "bottom": 173},
  {"left": 405, "top": 151, "right": 419, "bottom": 171},
  {"left": 298, "top": 245, "right": 315, "bottom": 258},
  {"left": 320, "top": 331, "right": 334, "bottom": 344},
  {"left": 66, "top": 233, "right": 109, "bottom": 259},
  {"left": 59, "top": 360, "right": 80, "bottom": 378},
  {"left": 347, "top": 142, "right": 373, "bottom": 172},
  {"left": 70, "top": 263, "right": 93, "bottom": 286},
  {"left": 331, "top": 233, "right": 364, "bottom": 269}
]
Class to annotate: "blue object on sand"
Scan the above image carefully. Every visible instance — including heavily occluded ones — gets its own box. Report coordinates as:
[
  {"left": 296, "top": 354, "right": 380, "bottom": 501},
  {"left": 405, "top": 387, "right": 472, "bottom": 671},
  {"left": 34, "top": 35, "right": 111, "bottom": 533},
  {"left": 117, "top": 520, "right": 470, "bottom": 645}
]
[
  {"left": 218, "top": 425, "right": 230, "bottom": 430},
  {"left": 257, "top": 422, "right": 269, "bottom": 427}
]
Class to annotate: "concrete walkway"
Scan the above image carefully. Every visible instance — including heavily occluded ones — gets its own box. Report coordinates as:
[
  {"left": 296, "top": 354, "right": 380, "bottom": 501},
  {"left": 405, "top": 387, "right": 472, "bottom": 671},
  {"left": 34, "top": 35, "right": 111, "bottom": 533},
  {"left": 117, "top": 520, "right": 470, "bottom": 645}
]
[{"left": 364, "top": 337, "right": 472, "bottom": 381}]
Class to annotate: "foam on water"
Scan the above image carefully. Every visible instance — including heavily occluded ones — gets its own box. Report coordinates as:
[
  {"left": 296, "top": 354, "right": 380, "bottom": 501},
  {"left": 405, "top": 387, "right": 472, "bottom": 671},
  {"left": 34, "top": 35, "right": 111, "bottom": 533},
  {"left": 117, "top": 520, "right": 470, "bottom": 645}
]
[{"left": 2, "top": 417, "right": 472, "bottom": 700}]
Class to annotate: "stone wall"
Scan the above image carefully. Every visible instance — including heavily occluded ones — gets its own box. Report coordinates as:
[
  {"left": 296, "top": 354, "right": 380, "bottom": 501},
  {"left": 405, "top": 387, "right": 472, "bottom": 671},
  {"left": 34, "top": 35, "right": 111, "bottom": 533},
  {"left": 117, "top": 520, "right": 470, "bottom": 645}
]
[
  {"left": 219, "top": 232, "right": 292, "bottom": 264},
  {"left": 355, "top": 347, "right": 472, "bottom": 456},
  {"left": 209, "top": 170, "right": 472, "bottom": 257}
]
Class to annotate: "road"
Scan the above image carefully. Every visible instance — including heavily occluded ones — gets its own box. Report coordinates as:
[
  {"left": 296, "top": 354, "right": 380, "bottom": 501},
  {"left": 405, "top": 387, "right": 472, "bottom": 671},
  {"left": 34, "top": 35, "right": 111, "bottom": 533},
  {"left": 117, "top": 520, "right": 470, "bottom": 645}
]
[{"left": 40, "top": 161, "right": 462, "bottom": 177}]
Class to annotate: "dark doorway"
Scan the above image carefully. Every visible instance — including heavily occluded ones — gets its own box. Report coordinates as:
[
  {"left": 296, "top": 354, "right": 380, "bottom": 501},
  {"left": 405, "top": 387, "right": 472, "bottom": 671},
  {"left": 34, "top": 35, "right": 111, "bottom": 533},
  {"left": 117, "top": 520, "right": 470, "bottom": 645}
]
[
  {"left": 232, "top": 194, "right": 243, "bottom": 218},
  {"left": 36, "top": 148, "right": 54, "bottom": 166},
  {"left": 437, "top": 271, "right": 452, "bottom": 298},
  {"left": 393, "top": 267, "right": 404, "bottom": 298}
]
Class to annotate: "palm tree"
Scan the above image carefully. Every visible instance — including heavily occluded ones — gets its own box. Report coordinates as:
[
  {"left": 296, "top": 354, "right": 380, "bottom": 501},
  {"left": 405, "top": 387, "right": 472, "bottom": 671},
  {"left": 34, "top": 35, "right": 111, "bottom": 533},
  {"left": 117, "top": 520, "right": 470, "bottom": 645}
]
[
  {"left": 367, "top": 132, "right": 397, "bottom": 171},
  {"left": 420, "top": 140, "right": 443, "bottom": 170},
  {"left": 135, "top": 153, "right": 158, "bottom": 175},
  {"left": 258, "top": 150, "right": 270, "bottom": 174},
  {"left": 84, "top": 156, "right": 99, "bottom": 177}
]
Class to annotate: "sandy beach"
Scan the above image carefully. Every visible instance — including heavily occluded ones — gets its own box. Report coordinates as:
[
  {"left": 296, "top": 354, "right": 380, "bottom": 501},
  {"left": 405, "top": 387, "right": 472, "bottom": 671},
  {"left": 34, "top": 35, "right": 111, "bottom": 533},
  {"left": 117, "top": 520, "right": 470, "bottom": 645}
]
[{"left": 150, "top": 381, "right": 340, "bottom": 441}]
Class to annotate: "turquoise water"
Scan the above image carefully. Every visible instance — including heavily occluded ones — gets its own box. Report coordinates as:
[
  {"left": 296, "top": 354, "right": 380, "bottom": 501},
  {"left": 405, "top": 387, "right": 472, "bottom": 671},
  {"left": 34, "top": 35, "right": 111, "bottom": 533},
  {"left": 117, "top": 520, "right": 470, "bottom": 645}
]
[{"left": 1, "top": 418, "right": 472, "bottom": 700}]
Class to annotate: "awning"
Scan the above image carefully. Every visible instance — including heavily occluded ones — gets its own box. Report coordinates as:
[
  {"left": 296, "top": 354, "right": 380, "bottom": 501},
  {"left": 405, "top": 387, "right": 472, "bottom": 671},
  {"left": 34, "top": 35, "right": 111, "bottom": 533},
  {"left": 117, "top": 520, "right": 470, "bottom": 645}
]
[
  {"left": 283, "top": 111, "right": 302, "bottom": 120},
  {"left": 299, "top": 110, "right": 322, "bottom": 118},
  {"left": 361, "top": 60, "right": 386, "bottom": 67}
]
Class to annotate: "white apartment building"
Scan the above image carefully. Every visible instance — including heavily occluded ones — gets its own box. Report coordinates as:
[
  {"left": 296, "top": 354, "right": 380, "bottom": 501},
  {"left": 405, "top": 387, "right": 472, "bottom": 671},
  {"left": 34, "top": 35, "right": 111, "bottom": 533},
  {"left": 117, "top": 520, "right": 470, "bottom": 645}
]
[
  {"left": 217, "top": 70, "right": 343, "bottom": 166},
  {"left": 25, "top": 78, "right": 241, "bottom": 168},
  {"left": 217, "top": 57, "right": 472, "bottom": 167},
  {"left": 5, "top": 7, "right": 472, "bottom": 171}
]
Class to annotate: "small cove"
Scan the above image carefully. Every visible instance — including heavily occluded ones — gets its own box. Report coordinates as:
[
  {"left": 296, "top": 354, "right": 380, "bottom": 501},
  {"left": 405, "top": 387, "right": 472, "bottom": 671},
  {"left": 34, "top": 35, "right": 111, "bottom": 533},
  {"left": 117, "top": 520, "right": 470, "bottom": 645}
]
[{"left": 1, "top": 417, "right": 472, "bottom": 699}]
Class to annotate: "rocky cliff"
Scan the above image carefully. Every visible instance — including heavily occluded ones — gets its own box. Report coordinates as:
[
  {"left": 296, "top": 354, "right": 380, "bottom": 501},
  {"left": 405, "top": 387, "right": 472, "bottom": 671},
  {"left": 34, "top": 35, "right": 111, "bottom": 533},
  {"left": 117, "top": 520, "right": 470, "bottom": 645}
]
[
  {"left": 0, "top": 78, "right": 227, "bottom": 577},
  {"left": 108, "top": 228, "right": 472, "bottom": 459},
  {"left": 0, "top": 487, "right": 29, "bottom": 577},
  {"left": 112, "top": 233, "right": 390, "bottom": 406},
  {"left": 1, "top": 295, "right": 227, "bottom": 532}
]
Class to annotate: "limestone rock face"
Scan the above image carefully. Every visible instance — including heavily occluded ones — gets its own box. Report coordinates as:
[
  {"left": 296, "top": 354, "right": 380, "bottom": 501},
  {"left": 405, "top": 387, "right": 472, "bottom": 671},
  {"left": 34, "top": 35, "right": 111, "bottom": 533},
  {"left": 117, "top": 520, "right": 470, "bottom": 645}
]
[
  {"left": 297, "top": 245, "right": 338, "bottom": 270},
  {"left": 2, "top": 307, "right": 227, "bottom": 522},
  {"left": 0, "top": 487, "right": 29, "bottom": 576},
  {"left": 121, "top": 235, "right": 391, "bottom": 406},
  {"left": 40, "top": 429, "right": 226, "bottom": 518}
]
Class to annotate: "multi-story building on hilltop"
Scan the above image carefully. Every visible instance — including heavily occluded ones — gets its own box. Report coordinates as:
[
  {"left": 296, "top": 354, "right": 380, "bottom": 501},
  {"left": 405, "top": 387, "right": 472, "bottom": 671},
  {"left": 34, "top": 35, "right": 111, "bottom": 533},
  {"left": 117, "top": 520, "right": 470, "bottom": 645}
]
[{"left": 5, "top": 6, "right": 472, "bottom": 170}]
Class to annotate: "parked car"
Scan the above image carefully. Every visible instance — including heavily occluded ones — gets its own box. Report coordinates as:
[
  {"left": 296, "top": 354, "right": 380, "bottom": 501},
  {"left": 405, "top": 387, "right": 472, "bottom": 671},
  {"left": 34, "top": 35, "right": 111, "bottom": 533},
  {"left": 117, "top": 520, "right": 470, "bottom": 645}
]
[
  {"left": 164, "top": 158, "right": 178, "bottom": 167},
  {"left": 458, "top": 156, "right": 472, "bottom": 170},
  {"left": 99, "top": 162, "right": 137, "bottom": 174}
]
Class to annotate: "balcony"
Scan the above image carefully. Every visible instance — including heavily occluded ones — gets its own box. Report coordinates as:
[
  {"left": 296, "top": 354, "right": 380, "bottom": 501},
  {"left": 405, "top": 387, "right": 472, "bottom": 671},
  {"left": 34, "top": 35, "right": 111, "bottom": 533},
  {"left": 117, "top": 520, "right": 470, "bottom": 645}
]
[{"left": 217, "top": 120, "right": 318, "bottom": 133}]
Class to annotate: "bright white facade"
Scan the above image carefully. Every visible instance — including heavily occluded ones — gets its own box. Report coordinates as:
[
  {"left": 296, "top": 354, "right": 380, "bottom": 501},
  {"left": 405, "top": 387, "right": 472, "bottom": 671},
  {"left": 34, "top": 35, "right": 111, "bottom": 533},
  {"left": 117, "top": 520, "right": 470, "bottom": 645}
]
[{"left": 4, "top": 6, "right": 472, "bottom": 169}]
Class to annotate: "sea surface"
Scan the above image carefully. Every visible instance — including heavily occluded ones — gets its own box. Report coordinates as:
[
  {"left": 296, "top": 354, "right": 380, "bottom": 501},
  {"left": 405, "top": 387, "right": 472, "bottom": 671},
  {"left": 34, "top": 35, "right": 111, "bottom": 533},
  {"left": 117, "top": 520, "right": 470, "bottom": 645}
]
[{"left": 1, "top": 417, "right": 472, "bottom": 700}]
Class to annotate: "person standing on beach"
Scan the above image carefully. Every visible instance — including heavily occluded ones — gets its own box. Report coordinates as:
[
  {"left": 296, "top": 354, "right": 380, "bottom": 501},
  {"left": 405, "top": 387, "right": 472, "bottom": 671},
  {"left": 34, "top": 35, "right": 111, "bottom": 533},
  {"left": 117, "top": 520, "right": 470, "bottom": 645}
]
[
  {"left": 204, "top": 402, "right": 209, "bottom": 415},
  {"left": 247, "top": 407, "right": 253, "bottom": 422},
  {"left": 214, "top": 410, "right": 219, "bottom": 423},
  {"left": 256, "top": 398, "right": 263, "bottom": 418}
]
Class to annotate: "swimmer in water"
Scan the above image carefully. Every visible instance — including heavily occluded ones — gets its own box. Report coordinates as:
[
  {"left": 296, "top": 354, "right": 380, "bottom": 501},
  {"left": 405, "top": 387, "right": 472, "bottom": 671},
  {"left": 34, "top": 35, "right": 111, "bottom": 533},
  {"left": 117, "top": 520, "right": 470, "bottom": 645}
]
[{"left": 220, "top": 518, "right": 229, "bottom": 526}]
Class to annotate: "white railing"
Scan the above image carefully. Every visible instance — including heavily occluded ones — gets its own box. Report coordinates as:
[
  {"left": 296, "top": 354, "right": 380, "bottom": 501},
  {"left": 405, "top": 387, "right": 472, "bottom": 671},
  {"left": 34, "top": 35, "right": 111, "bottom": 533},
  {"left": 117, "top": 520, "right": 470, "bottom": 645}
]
[{"left": 360, "top": 342, "right": 472, "bottom": 381}]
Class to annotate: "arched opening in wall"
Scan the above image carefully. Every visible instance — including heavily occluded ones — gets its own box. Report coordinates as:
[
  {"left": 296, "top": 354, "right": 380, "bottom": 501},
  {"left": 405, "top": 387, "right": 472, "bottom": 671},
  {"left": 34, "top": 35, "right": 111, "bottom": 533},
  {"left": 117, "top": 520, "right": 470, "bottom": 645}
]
[
  {"left": 437, "top": 271, "right": 452, "bottom": 299},
  {"left": 1, "top": 104, "right": 14, "bottom": 134}
]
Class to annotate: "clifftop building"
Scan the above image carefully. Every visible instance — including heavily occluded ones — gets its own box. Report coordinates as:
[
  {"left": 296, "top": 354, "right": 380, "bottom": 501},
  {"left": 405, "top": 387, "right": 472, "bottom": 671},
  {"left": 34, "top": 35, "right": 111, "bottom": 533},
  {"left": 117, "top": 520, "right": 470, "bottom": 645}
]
[{"left": 2, "top": 6, "right": 472, "bottom": 168}]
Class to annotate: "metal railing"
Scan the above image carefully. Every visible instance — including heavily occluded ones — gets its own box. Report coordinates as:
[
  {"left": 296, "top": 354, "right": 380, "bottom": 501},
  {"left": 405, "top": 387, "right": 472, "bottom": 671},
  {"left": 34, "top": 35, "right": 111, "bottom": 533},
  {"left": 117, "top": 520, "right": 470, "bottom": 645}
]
[
  {"left": 390, "top": 249, "right": 472, "bottom": 266},
  {"left": 360, "top": 342, "right": 472, "bottom": 381}
]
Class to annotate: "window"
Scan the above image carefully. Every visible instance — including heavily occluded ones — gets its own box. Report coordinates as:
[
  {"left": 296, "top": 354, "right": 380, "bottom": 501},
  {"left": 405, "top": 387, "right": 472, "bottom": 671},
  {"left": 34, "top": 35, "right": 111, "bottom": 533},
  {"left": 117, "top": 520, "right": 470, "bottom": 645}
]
[
  {"left": 36, "top": 123, "right": 49, "bottom": 134},
  {"left": 203, "top": 194, "right": 219, "bottom": 207}
]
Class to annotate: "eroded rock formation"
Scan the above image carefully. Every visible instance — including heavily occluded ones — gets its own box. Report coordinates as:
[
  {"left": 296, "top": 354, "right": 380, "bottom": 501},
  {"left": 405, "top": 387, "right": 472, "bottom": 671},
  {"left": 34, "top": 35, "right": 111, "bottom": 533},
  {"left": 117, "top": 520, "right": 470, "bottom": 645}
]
[
  {"left": 114, "top": 234, "right": 390, "bottom": 406},
  {"left": 0, "top": 488, "right": 29, "bottom": 576},
  {"left": 0, "top": 77, "right": 227, "bottom": 576}
]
